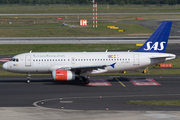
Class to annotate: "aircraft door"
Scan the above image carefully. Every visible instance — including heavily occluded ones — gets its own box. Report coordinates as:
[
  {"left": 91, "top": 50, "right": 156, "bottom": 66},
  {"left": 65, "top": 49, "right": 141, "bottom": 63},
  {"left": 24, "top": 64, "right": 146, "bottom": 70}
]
[
  {"left": 71, "top": 57, "right": 75, "bottom": 64},
  {"left": 133, "top": 54, "right": 139, "bottom": 66},
  {"left": 25, "top": 55, "right": 31, "bottom": 67}
]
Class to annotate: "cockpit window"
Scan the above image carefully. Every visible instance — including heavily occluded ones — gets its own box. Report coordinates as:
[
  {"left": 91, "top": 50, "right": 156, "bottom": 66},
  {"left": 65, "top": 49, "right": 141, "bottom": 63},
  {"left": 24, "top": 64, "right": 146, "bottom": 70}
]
[
  {"left": 10, "top": 58, "right": 15, "bottom": 61},
  {"left": 10, "top": 58, "right": 19, "bottom": 62}
]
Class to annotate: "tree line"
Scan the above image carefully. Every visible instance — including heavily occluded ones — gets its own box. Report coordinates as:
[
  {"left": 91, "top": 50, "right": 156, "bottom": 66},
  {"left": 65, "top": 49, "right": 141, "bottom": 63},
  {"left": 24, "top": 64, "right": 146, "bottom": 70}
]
[{"left": 0, "top": 0, "right": 179, "bottom": 5}]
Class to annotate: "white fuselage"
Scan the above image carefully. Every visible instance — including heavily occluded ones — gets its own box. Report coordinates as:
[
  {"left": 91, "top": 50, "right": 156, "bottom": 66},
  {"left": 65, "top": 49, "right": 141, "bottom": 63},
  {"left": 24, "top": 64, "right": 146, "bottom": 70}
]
[{"left": 3, "top": 52, "right": 176, "bottom": 74}]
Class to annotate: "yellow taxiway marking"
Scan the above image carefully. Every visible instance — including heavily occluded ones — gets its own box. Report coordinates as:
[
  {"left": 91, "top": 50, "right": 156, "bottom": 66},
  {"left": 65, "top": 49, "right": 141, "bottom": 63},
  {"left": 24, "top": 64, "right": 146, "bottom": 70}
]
[{"left": 115, "top": 78, "right": 126, "bottom": 87}]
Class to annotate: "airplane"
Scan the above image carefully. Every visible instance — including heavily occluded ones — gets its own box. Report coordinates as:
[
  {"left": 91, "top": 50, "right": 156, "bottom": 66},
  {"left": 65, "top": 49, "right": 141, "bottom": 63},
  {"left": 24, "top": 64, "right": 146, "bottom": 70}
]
[{"left": 2, "top": 21, "right": 176, "bottom": 84}]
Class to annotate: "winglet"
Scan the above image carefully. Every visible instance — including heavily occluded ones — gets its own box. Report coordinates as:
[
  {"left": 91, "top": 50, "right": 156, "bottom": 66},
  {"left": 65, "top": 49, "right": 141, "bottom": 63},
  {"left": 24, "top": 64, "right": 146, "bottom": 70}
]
[
  {"left": 110, "top": 63, "right": 116, "bottom": 68},
  {"left": 135, "top": 21, "right": 172, "bottom": 53}
]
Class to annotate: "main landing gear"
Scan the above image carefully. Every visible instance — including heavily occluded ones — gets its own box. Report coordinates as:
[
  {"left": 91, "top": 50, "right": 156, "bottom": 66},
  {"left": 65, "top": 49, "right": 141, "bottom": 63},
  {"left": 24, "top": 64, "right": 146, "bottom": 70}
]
[
  {"left": 82, "top": 76, "right": 89, "bottom": 85},
  {"left": 27, "top": 73, "right": 31, "bottom": 83}
]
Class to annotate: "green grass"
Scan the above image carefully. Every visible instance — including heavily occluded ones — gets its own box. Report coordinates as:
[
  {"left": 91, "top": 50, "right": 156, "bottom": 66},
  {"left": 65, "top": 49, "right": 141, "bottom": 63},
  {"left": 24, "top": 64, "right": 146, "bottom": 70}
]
[
  {"left": 0, "top": 22, "right": 153, "bottom": 37},
  {"left": 146, "top": 58, "right": 180, "bottom": 69},
  {"left": 147, "top": 69, "right": 180, "bottom": 75},
  {"left": 0, "top": 70, "right": 50, "bottom": 76},
  {"left": 126, "top": 100, "right": 180, "bottom": 106},
  {"left": 0, "top": 23, "right": 64, "bottom": 28},
  {"left": 0, "top": 5, "right": 180, "bottom": 14},
  {"left": 0, "top": 14, "right": 179, "bottom": 37},
  {"left": 0, "top": 44, "right": 140, "bottom": 55},
  {"left": 1, "top": 5, "right": 180, "bottom": 37},
  {"left": 1, "top": 14, "right": 180, "bottom": 21},
  {"left": 92, "top": 69, "right": 180, "bottom": 76},
  {"left": 0, "top": 5, "right": 180, "bottom": 37},
  {"left": 150, "top": 58, "right": 180, "bottom": 68}
]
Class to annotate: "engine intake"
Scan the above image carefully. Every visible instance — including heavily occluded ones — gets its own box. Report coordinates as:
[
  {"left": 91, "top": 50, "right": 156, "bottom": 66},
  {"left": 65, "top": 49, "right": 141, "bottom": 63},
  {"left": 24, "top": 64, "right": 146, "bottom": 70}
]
[{"left": 52, "top": 70, "right": 75, "bottom": 81}]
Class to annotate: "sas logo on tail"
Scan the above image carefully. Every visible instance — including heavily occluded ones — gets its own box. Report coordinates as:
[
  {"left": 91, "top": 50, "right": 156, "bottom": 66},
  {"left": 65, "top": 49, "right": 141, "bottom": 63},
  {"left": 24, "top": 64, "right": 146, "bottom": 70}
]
[{"left": 144, "top": 42, "right": 166, "bottom": 51}]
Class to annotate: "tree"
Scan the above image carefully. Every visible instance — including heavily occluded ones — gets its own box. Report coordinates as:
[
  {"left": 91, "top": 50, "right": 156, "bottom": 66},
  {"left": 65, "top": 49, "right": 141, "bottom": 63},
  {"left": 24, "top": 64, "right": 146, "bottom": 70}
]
[
  {"left": 134, "top": 0, "right": 143, "bottom": 4},
  {"left": 0, "top": 0, "right": 9, "bottom": 4},
  {"left": 109, "top": 0, "right": 116, "bottom": 4},
  {"left": 79, "top": 0, "right": 89, "bottom": 4},
  {"left": 119, "top": 1, "right": 125, "bottom": 5},
  {"left": 168, "top": 0, "right": 177, "bottom": 5}
]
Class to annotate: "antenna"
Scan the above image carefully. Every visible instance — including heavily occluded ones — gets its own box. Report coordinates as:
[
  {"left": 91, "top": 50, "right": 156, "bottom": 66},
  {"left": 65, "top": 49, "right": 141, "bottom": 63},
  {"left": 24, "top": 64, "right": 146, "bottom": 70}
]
[
  {"left": 30, "top": 50, "right": 32, "bottom": 53},
  {"left": 105, "top": 49, "right": 108, "bottom": 52}
]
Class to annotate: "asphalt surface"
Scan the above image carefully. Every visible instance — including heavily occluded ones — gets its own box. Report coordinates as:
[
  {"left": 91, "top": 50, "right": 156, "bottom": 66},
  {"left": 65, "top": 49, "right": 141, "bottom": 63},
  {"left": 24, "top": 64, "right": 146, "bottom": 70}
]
[
  {"left": 1, "top": 37, "right": 180, "bottom": 44},
  {"left": 0, "top": 75, "right": 180, "bottom": 111}
]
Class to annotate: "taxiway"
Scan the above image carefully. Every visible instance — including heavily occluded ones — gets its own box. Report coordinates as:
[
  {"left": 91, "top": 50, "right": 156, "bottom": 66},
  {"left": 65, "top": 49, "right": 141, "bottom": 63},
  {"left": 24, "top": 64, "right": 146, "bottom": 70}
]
[{"left": 0, "top": 75, "right": 180, "bottom": 111}]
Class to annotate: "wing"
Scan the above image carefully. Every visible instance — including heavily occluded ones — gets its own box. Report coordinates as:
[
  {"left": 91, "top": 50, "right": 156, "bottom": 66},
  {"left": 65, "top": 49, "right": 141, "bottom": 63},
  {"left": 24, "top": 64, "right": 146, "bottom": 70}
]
[{"left": 56, "top": 63, "right": 116, "bottom": 74}]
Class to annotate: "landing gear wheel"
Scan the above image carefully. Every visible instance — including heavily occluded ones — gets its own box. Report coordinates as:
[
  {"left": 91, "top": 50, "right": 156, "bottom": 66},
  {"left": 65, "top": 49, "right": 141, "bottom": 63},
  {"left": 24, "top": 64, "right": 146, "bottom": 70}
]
[
  {"left": 82, "top": 77, "right": 89, "bottom": 84},
  {"left": 27, "top": 79, "right": 30, "bottom": 83},
  {"left": 27, "top": 73, "right": 31, "bottom": 84}
]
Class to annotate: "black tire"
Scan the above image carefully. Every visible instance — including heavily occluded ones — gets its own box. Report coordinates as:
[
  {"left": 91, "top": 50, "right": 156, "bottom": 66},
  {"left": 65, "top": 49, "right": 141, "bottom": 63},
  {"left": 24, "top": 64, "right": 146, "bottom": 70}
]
[{"left": 82, "top": 77, "right": 89, "bottom": 84}]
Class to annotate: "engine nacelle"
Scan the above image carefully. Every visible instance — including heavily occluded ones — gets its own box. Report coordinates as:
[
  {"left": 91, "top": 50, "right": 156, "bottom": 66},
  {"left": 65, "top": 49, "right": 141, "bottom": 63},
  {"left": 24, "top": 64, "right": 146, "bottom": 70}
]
[{"left": 52, "top": 70, "right": 75, "bottom": 81}]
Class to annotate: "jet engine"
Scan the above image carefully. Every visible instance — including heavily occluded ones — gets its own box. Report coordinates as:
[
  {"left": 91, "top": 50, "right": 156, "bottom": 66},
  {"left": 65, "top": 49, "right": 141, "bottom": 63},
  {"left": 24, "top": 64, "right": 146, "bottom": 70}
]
[{"left": 52, "top": 70, "right": 75, "bottom": 81}]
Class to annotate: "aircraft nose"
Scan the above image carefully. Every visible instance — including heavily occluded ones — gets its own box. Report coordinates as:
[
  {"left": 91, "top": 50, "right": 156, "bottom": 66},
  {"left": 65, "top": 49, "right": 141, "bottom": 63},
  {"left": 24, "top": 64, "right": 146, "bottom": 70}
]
[{"left": 2, "top": 63, "right": 7, "bottom": 70}]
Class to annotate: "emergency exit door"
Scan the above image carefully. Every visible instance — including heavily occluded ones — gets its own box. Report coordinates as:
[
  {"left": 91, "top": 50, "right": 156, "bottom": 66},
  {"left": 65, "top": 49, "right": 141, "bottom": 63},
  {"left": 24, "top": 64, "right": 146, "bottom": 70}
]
[
  {"left": 25, "top": 55, "right": 31, "bottom": 66},
  {"left": 133, "top": 54, "right": 139, "bottom": 65}
]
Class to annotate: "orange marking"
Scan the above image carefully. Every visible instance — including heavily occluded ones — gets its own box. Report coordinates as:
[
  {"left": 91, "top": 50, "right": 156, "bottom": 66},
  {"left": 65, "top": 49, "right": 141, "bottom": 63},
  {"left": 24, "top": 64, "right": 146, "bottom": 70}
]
[{"left": 56, "top": 70, "right": 67, "bottom": 81}]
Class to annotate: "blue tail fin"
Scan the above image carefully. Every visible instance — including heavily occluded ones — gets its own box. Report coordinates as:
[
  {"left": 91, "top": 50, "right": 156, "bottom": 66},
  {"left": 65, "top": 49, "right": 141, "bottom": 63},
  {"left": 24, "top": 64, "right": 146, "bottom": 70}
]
[{"left": 135, "top": 21, "right": 172, "bottom": 53}]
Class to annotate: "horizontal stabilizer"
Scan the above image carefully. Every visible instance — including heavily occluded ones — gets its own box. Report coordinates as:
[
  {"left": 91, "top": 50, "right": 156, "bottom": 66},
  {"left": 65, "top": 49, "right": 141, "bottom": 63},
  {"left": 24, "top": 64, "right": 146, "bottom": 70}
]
[{"left": 150, "top": 53, "right": 176, "bottom": 61}]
